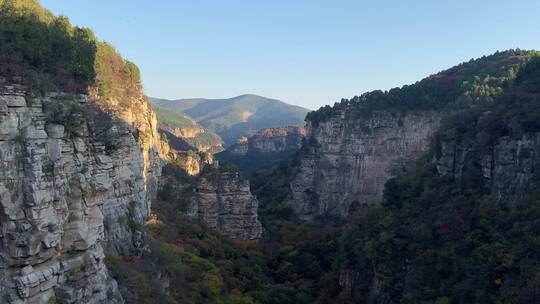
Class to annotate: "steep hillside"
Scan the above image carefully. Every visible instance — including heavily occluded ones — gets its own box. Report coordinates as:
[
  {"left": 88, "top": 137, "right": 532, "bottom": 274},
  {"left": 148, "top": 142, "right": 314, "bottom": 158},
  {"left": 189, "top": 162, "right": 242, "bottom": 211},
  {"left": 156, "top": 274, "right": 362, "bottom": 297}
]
[
  {"left": 153, "top": 105, "right": 224, "bottom": 153},
  {"left": 150, "top": 94, "right": 309, "bottom": 147},
  {"left": 289, "top": 50, "right": 535, "bottom": 220},
  {"left": 216, "top": 126, "right": 305, "bottom": 171}
]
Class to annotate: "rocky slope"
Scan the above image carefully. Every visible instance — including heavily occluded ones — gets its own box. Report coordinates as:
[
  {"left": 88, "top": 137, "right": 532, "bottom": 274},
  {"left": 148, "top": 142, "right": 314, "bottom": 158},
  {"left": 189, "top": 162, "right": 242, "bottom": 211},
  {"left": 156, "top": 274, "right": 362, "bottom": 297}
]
[
  {"left": 167, "top": 151, "right": 213, "bottom": 176},
  {"left": 436, "top": 133, "right": 540, "bottom": 202},
  {"left": 217, "top": 126, "right": 305, "bottom": 171},
  {"left": 189, "top": 169, "right": 262, "bottom": 240},
  {"left": 162, "top": 124, "right": 205, "bottom": 140}
]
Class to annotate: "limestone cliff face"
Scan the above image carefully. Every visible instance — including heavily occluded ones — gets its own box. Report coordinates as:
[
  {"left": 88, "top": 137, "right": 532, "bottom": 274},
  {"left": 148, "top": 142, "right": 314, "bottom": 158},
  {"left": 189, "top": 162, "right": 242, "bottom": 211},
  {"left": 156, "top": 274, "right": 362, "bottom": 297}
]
[
  {"left": 227, "top": 126, "right": 305, "bottom": 156},
  {"left": 227, "top": 137, "right": 249, "bottom": 156},
  {"left": 436, "top": 131, "right": 540, "bottom": 203},
  {"left": 0, "top": 81, "right": 165, "bottom": 303},
  {"left": 289, "top": 110, "right": 440, "bottom": 219},
  {"left": 168, "top": 151, "right": 213, "bottom": 176},
  {"left": 89, "top": 85, "right": 166, "bottom": 255},
  {"left": 190, "top": 171, "right": 262, "bottom": 240},
  {"left": 217, "top": 126, "right": 305, "bottom": 171}
]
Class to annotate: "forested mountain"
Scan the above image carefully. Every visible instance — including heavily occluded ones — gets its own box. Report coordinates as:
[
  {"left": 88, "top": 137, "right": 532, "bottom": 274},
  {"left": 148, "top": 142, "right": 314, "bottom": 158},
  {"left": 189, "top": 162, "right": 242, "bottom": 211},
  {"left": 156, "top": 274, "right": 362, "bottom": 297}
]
[{"left": 150, "top": 94, "right": 309, "bottom": 147}]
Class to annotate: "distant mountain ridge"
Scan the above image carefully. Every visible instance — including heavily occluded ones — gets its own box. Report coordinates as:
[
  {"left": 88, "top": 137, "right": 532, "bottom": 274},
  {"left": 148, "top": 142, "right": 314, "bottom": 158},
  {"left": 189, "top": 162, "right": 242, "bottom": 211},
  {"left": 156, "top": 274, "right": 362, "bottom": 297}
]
[
  {"left": 149, "top": 94, "right": 309, "bottom": 147},
  {"left": 152, "top": 105, "right": 224, "bottom": 153}
]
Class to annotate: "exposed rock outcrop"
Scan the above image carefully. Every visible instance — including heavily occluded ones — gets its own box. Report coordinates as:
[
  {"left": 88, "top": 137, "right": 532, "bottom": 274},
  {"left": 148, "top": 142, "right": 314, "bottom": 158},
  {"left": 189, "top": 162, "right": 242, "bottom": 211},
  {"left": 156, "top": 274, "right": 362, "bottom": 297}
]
[
  {"left": 88, "top": 83, "right": 167, "bottom": 256},
  {"left": 0, "top": 81, "right": 164, "bottom": 303},
  {"left": 159, "top": 125, "right": 223, "bottom": 154},
  {"left": 190, "top": 170, "right": 262, "bottom": 240},
  {"left": 226, "top": 136, "right": 249, "bottom": 156},
  {"left": 168, "top": 151, "right": 213, "bottom": 176},
  {"left": 164, "top": 125, "right": 205, "bottom": 139},
  {"left": 288, "top": 110, "right": 440, "bottom": 219},
  {"left": 436, "top": 129, "right": 540, "bottom": 203},
  {"left": 226, "top": 126, "right": 305, "bottom": 156},
  {"left": 217, "top": 126, "right": 305, "bottom": 171}
]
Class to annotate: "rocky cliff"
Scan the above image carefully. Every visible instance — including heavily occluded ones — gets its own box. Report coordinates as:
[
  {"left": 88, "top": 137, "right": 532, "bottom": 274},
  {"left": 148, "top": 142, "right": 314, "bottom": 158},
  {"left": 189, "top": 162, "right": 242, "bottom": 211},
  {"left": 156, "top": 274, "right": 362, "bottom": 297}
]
[
  {"left": 154, "top": 105, "right": 224, "bottom": 154},
  {"left": 288, "top": 110, "right": 440, "bottom": 219},
  {"left": 217, "top": 126, "right": 305, "bottom": 171},
  {"left": 226, "top": 126, "right": 305, "bottom": 156},
  {"left": 0, "top": 0, "right": 167, "bottom": 303},
  {"left": 435, "top": 109, "right": 540, "bottom": 204},
  {"left": 0, "top": 81, "right": 164, "bottom": 304},
  {"left": 190, "top": 170, "right": 262, "bottom": 240},
  {"left": 168, "top": 151, "right": 213, "bottom": 176},
  {"left": 286, "top": 51, "right": 532, "bottom": 220},
  {"left": 163, "top": 124, "right": 205, "bottom": 139},
  {"left": 89, "top": 85, "right": 166, "bottom": 256}
]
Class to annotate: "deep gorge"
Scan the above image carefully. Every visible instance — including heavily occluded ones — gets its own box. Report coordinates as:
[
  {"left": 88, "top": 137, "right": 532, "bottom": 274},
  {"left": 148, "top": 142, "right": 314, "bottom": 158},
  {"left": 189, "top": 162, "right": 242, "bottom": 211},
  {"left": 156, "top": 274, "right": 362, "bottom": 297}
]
[{"left": 0, "top": 1, "right": 539, "bottom": 304}]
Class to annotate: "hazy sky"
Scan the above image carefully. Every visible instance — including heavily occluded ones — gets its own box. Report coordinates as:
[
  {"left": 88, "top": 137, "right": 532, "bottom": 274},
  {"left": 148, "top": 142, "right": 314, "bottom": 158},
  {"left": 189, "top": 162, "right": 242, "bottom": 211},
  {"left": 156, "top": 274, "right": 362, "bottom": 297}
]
[{"left": 41, "top": 0, "right": 540, "bottom": 109}]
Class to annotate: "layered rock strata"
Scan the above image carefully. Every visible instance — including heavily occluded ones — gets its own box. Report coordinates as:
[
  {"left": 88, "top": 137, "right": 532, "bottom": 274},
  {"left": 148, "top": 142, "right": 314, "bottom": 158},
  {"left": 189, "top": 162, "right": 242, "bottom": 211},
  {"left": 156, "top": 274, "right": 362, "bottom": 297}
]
[
  {"left": 0, "top": 82, "right": 163, "bottom": 303},
  {"left": 289, "top": 110, "right": 440, "bottom": 219},
  {"left": 226, "top": 126, "right": 305, "bottom": 156},
  {"left": 190, "top": 171, "right": 262, "bottom": 240},
  {"left": 436, "top": 130, "right": 540, "bottom": 203}
]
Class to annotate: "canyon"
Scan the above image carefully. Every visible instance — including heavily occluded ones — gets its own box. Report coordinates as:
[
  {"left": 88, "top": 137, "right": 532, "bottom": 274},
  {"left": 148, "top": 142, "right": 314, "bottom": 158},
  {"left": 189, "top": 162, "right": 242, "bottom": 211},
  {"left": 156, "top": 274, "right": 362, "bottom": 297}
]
[{"left": 1, "top": 1, "right": 539, "bottom": 303}]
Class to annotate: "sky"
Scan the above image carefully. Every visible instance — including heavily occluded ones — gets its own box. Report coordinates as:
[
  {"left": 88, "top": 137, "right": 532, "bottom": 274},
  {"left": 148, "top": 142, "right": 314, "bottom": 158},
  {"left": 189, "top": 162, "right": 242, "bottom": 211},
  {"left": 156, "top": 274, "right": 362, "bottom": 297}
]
[{"left": 40, "top": 0, "right": 540, "bottom": 110}]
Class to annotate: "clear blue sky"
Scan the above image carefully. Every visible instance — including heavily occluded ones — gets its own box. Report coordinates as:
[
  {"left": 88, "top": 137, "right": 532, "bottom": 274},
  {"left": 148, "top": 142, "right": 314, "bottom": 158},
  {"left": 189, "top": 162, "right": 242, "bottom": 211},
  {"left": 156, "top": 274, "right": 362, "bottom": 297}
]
[{"left": 41, "top": 0, "right": 540, "bottom": 109}]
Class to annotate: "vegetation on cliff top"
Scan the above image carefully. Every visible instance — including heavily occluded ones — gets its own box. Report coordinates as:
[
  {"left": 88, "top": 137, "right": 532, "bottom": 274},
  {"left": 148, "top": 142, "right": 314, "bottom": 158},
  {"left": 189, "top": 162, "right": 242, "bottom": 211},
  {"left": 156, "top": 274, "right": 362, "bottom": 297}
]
[
  {"left": 0, "top": 0, "right": 142, "bottom": 107},
  {"left": 306, "top": 49, "right": 537, "bottom": 126}
]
